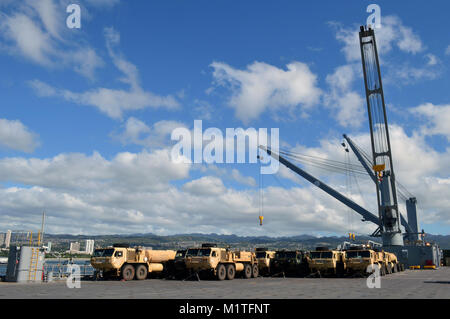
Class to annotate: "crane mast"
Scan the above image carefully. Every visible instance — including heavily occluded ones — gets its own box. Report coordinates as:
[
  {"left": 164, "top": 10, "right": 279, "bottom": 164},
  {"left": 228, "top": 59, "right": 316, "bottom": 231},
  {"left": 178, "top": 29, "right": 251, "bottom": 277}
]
[{"left": 359, "top": 26, "right": 403, "bottom": 246}]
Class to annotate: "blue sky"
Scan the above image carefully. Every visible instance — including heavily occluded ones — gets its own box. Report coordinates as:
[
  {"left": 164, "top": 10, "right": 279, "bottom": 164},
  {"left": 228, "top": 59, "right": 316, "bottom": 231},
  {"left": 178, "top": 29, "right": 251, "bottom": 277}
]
[{"left": 0, "top": 0, "right": 449, "bottom": 237}]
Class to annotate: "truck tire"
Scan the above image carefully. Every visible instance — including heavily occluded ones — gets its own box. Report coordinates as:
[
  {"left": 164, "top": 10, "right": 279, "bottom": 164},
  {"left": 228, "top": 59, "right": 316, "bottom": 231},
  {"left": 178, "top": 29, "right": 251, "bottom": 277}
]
[
  {"left": 226, "top": 264, "right": 235, "bottom": 280},
  {"left": 251, "top": 264, "right": 259, "bottom": 278},
  {"left": 386, "top": 263, "right": 392, "bottom": 274},
  {"left": 216, "top": 264, "right": 226, "bottom": 281},
  {"left": 103, "top": 270, "right": 113, "bottom": 280},
  {"left": 243, "top": 264, "right": 252, "bottom": 279},
  {"left": 380, "top": 264, "right": 386, "bottom": 276},
  {"left": 135, "top": 264, "right": 148, "bottom": 280},
  {"left": 122, "top": 264, "right": 135, "bottom": 281}
]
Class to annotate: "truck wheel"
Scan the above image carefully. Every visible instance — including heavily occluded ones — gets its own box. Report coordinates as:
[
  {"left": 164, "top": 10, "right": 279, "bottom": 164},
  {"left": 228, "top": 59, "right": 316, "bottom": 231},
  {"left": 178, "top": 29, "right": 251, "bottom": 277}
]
[
  {"left": 226, "top": 264, "right": 235, "bottom": 280},
  {"left": 216, "top": 264, "right": 226, "bottom": 281},
  {"left": 103, "top": 271, "right": 113, "bottom": 280},
  {"left": 251, "top": 264, "right": 259, "bottom": 278},
  {"left": 380, "top": 265, "right": 386, "bottom": 276},
  {"left": 135, "top": 264, "right": 148, "bottom": 280},
  {"left": 386, "top": 264, "right": 392, "bottom": 274},
  {"left": 121, "top": 264, "right": 135, "bottom": 281},
  {"left": 243, "top": 264, "right": 252, "bottom": 279}
]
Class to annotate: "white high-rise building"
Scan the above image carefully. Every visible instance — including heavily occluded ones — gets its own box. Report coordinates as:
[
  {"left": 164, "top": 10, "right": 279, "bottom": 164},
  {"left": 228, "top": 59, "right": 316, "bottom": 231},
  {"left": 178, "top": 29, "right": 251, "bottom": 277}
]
[
  {"left": 85, "top": 239, "right": 95, "bottom": 254},
  {"left": 5, "top": 230, "right": 11, "bottom": 248},
  {"left": 69, "top": 241, "right": 80, "bottom": 253},
  {"left": 0, "top": 233, "right": 4, "bottom": 247}
]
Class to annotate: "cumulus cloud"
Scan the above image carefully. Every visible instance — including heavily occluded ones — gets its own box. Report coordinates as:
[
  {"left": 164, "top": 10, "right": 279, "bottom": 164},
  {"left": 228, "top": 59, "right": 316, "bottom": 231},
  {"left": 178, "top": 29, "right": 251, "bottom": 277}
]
[
  {"left": 113, "top": 117, "right": 187, "bottom": 148},
  {"left": 281, "top": 125, "right": 450, "bottom": 231},
  {"left": 0, "top": 123, "right": 448, "bottom": 236},
  {"left": 330, "top": 16, "right": 441, "bottom": 85},
  {"left": 324, "top": 64, "right": 365, "bottom": 128},
  {"left": 0, "top": 147, "right": 346, "bottom": 235},
  {"left": 29, "top": 27, "right": 180, "bottom": 119},
  {"left": 210, "top": 61, "right": 322, "bottom": 123},
  {"left": 0, "top": 118, "right": 40, "bottom": 152},
  {"left": 0, "top": 0, "right": 104, "bottom": 79},
  {"left": 412, "top": 103, "right": 450, "bottom": 140},
  {"left": 197, "top": 165, "right": 256, "bottom": 188},
  {"left": 331, "top": 16, "right": 424, "bottom": 63}
]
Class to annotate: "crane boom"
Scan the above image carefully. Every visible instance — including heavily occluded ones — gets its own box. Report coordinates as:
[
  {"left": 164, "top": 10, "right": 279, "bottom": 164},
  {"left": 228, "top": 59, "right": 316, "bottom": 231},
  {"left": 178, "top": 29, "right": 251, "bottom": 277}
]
[
  {"left": 359, "top": 26, "right": 403, "bottom": 246},
  {"left": 260, "top": 146, "right": 380, "bottom": 226},
  {"left": 343, "top": 134, "right": 415, "bottom": 236}
]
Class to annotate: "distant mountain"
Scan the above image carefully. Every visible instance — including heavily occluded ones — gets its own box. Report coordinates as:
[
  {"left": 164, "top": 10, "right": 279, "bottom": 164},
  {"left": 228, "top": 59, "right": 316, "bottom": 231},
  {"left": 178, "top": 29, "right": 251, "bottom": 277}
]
[{"left": 41, "top": 232, "right": 450, "bottom": 251}]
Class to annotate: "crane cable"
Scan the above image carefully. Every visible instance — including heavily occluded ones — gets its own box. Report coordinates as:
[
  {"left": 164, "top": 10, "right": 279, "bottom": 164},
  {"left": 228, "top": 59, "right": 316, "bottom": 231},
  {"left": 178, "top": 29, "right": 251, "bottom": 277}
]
[{"left": 258, "top": 161, "right": 264, "bottom": 226}]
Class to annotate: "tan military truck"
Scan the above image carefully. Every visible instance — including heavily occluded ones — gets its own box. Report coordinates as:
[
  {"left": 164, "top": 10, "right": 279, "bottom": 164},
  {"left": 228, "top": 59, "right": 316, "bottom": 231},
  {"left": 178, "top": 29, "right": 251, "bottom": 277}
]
[
  {"left": 345, "top": 246, "right": 388, "bottom": 276},
  {"left": 308, "top": 247, "right": 346, "bottom": 276},
  {"left": 90, "top": 244, "right": 176, "bottom": 281},
  {"left": 184, "top": 243, "right": 259, "bottom": 280},
  {"left": 255, "top": 247, "right": 276, "bottom": 276},
  {"left": 383, "top": 251, "right": 402, "bottom": 274}
]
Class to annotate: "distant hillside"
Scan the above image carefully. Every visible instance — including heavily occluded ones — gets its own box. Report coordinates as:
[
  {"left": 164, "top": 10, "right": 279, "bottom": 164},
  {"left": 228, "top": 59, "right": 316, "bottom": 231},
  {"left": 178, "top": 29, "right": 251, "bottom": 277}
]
[{"left": 40, "top": 232, "right": 450, "bottom": 251}]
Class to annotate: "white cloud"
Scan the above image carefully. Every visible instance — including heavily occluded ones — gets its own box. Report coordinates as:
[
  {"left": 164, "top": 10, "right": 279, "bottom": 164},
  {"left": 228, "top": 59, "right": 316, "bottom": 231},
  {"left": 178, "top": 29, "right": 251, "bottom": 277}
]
[
  {"left": 231, "top": 169, "right": 256, "bottom": 187},
  {"left": 29, "top": 27, "right": 180, "bottom": 119},
  {"left": 331, "top": 16, "right": 424, "bottom": 63},
  {"left": 197, "top": 165, "right": 256, "bottom": 187},
  {"left": 182, "top": 176, "right": 226, "bottom": 196},
  {"left": 280, "top": 124, "right": 450, "bottom": 231},
  {"left": 0, "top": 148, "right": 376, "bottom": 236},
  {"left": 0, "top": 13, "right": 54, "bottom": 66},
  {"left": 114, "top": 117, "right": 187, "bottom": 148},
  {"left": 0, "top": 149, "right": 190, "bottom": 192},
  {"left": 210, "top": 61, "right": 322, "bottom": 123},
  {"left": 0, "top": 125, "right": 448, "bottom": 236},
  {"left": 330, "top": 15, "right": 439, "bottom": 88},
  {"left": 324, "top": 64, "right": 365, "bottom": 128},
  {"left": 425, "top": 54, "right": 439, "bottom": 66},
  {"left": 0, "top": 0, "right": 104, "bottom": 79},
  {"left": 0, "top": 118, "right": 40, "bottom": 153},
  {"left": 27, "top": 0, "right": 61, "bottom": 39},
  {"left": 412, "top": 103, "right": 450, "bottom": 140}
]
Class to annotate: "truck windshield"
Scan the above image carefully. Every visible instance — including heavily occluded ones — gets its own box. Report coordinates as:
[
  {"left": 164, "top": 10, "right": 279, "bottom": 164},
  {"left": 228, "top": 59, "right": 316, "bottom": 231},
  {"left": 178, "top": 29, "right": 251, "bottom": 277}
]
[
  {"left": 347, "top": 251, "right": 371, "bottom": 258},
  {"left": 176, "top": 250, "right": 186, "bottom": 258},
  {"left": 310, "top": 252, "right": 333, "bottom": 259},
  {"left": 276, "top": 252, "right": 298, "bottom": 259},
  {"left": 92, "top": 249, "right": 114, "bottom": 257},
  {"left": 256, "top": 252, "right": 267, "bottom": 258},
  {"left": 186, "top": 248, "right": 211, "bottom": 256}
]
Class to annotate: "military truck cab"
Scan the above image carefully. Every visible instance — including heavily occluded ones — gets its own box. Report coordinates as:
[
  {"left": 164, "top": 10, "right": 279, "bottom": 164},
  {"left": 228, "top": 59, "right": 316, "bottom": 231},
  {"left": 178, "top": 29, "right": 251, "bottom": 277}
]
[
  {"left": 270, "top": 250, "right": 309, "bottom": 277},
  {"left": 255, "top": 248, "right": 275, "bottom": 276},
  {"left": 309, "top": 247, "right": 346, "bottom": 276},
  {"left": 345, "top": 247, "right": 386, "bottom": 276},
  {"left": 165, "top": 249, "right": 188, "bottom": 279}
]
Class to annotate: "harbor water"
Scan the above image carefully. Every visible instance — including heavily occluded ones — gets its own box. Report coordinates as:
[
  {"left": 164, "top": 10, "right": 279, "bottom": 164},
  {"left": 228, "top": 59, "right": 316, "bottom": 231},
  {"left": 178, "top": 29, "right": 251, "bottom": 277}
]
[{"left": 0, "top": 259, "right": 95, "bottom": 279}]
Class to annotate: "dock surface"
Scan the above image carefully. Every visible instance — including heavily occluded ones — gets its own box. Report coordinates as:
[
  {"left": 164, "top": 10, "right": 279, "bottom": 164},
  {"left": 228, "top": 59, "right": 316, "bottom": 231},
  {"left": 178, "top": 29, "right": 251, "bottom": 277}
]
[{"left": 1, "top": 268, "right": 449, "bottom": 299}]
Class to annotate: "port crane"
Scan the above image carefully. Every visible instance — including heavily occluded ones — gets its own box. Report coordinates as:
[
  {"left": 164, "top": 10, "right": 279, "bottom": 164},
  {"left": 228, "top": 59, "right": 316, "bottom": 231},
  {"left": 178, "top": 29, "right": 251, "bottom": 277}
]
[{"left": 259, "top": 26, "right": 441, "bottom": 267}]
